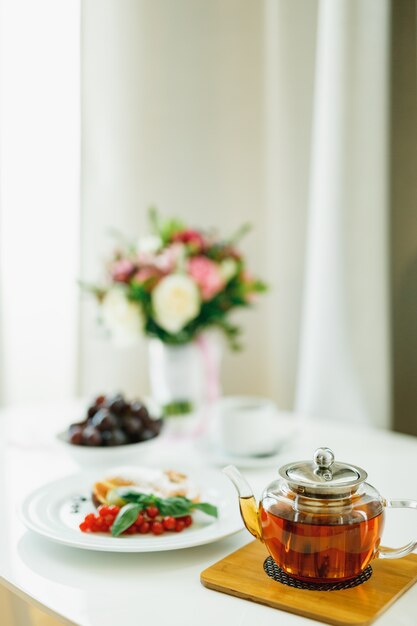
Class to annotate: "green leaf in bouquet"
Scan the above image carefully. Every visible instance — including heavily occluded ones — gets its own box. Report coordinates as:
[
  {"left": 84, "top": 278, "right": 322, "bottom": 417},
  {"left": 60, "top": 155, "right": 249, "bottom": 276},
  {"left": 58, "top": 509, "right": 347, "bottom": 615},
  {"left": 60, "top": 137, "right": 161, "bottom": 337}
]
[
  {"left": 148, "top": 206, "right": 185, "bottom": 244},
  {"left": 148, "top": 206, "right": 160, "bottom": 235},
  {"left": 160, "top": 218, "right": 185, "bottom": 244},
  {"left": 227, "top": 222, "right": 252, "bottom": 245},
  {"left": 129, "top": 282, "right": 151, "bottom": 304},
  {"left": 252, "top": 279, "right": 268, "bottom": 293}
]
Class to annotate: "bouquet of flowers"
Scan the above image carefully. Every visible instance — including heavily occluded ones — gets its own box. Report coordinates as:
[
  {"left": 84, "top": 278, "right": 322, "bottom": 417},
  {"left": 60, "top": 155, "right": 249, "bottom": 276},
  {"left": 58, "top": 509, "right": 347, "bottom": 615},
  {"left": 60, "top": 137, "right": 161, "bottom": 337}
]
[{"left": 87, "top": 209, "right": 267, "bottom": 349}]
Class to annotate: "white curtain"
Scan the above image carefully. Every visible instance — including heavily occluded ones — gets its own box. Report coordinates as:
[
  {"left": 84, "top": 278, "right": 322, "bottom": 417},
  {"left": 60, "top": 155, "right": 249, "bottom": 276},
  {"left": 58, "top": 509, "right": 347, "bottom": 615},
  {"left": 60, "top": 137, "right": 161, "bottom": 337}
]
[
  {"left": 0, "top": 0, "right": 391, "bottom": 430},
  {"left": 295, "top": 0, "right": 390, "bottom": 426}
]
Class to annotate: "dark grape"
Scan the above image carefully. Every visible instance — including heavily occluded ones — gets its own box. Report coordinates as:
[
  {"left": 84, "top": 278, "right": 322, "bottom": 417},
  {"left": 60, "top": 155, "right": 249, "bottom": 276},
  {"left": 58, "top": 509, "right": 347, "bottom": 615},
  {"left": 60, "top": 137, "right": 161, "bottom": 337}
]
[
  {"left": 130, "top": 401, "right": 149, "bottom": 420},
  {"left": 106, "top": 393, "right": 127, "bottom": 415},
  {"left": 82, "top": 426, "right": 102, "bottom": 446},
  {"left": 122, "top": 416, "right": 143, "bottom": 436},
  {"left": 94, "top": 395, "right": 106, "bottom": 408},
  {"left": 110, "top": 428, "right": 128, "bottom": 446},
  {"left": 101, "top": 430, "right": 114, "bottom": 446},
  {"left": 67, "top": 392, "right": 162, "bottom": 447},
  {"left": 151, "top": 418, "right": 163, "bottom": 434},
  {"left": 87, "top": 405, "right": 98, "bottom": 419},
  {"left": 69, "top": 426, "right": 84, "bottom": 445},
  {"left": 92, "top": 408, "right": 118, "bottom": 431},
  {"left": 69, "top": 420, "right": 87, "bottom": 432}
]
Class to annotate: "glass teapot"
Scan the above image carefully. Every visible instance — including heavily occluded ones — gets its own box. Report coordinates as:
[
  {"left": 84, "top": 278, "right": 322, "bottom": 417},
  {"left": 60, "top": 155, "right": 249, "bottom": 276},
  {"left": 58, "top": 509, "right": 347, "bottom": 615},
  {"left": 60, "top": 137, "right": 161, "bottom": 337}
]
[{"left": 224, "top": 447, "right": 417, "bottom": 582}]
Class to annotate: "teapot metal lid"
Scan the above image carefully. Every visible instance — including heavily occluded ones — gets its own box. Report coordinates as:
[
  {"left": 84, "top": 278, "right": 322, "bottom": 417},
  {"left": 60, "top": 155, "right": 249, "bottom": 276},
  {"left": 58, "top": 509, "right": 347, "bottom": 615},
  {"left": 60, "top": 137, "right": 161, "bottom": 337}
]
[{"left": 279, "top": 447, "right": 367, "bottom": 496}]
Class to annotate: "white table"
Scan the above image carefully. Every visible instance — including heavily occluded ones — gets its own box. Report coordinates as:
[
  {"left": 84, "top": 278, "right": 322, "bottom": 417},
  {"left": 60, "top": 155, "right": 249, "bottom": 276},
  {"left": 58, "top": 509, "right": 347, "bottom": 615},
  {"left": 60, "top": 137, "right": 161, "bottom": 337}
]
[{"left": 1, "top": 402, "right": 416, "bottom": 626}]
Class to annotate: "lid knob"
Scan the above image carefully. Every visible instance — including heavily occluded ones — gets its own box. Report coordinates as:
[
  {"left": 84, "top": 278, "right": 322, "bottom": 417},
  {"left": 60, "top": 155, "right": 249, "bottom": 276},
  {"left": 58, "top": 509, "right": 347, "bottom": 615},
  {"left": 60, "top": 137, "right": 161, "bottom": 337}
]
[{"left": 314, "top": 447, "right": 334, "bottom": 470}]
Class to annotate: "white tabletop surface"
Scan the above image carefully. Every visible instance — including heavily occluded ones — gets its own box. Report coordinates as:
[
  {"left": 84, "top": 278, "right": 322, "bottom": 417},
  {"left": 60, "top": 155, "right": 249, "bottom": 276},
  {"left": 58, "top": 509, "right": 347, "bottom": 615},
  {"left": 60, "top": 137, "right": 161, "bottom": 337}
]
[{"left": 1, "top": 402, "right": 417, "bottom": 626}]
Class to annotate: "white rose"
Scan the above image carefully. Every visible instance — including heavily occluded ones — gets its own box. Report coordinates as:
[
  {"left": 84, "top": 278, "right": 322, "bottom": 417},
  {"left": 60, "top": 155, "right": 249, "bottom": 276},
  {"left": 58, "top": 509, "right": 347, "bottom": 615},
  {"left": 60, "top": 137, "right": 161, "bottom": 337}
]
[
  {"left": 152, "top": 274, "right": 201, "bottom": 334},
  {"left": 137, "top": 235, "right": 162, "bottom": 254},
  {"left": 219, "top": 258, "right": 238, "bottom": 282},
  {"left": 101, "top": 288, "right": 143, "bottom": 346}
]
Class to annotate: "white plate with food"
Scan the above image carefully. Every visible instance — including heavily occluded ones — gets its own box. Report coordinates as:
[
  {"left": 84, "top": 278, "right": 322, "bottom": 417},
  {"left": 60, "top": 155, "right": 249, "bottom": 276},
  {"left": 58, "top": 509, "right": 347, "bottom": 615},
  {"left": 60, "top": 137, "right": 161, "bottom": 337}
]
[{"left": 20, "top": 466, "right": 243, "bottom": 552}]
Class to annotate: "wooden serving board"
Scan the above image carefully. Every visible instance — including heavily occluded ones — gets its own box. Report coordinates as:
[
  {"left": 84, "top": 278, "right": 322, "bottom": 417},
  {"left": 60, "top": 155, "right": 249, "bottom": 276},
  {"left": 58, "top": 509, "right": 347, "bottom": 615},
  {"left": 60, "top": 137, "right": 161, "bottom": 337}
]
[{"left": 200, "top": 541, "right": 417, "bottom": 626}]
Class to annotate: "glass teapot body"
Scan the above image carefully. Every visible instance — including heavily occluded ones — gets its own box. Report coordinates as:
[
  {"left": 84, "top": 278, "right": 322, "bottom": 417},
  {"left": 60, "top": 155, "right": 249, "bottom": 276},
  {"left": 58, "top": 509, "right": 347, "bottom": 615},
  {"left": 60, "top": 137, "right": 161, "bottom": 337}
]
[
  {"left": 260, "top": 479, "right": 384, "bottom": 582},
  {"left": 224, "top": 446, "right": 417, "bottom": 583}
]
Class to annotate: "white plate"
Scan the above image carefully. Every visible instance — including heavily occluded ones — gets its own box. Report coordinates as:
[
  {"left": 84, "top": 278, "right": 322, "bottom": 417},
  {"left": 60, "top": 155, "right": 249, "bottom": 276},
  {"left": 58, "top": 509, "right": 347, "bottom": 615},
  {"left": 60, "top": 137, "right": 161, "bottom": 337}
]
[{"left": 20, "top": 468, "right": 243, "bottom": 552}]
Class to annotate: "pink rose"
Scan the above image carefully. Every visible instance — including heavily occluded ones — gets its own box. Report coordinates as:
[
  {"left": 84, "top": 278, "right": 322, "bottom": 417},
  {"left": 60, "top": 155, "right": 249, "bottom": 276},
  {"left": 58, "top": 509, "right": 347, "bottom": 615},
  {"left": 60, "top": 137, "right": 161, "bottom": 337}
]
[
  {"left": 111, "top": 259, "right": 136, "bottom": 283},
  {"left": 172, "top": 229, "right": 205, "bottom": 252},
  {"left": 187, "top": 256, "right": 225, "bottom": 301},
  {"left": 155, "top": 243, "right": 185, "bottom": 273},
  {"left": 133, "top": 267, "right": 162, "bottom": 289},
  {"left": 137, "top": 244, "right": 185, "bottom": 275}
]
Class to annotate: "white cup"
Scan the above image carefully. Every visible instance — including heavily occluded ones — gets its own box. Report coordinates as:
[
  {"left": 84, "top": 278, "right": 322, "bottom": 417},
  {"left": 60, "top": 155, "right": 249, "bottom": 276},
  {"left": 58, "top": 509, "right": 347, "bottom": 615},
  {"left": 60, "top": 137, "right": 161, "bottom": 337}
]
[{"left": 216, "top": 396, "right": 278, "bottom": 457}]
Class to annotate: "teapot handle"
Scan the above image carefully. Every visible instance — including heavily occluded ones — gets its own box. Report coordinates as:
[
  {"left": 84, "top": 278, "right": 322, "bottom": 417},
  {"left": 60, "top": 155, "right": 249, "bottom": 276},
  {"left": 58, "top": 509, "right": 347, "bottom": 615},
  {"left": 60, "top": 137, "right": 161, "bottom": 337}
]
[{"left": 378, "top": 499, "right": 417, "bottom": 559}]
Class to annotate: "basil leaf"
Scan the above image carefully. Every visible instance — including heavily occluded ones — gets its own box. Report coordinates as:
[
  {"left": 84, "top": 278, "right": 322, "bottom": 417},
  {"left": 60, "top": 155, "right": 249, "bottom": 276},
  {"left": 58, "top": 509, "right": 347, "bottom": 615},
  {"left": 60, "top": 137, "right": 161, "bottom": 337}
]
[
  {"left": 114, "top": 490, "right": 155, "bottom": 507},
  {"left": 158, "top": 497, "right": 192, "bottom": 517},
  {"left": 192, "top": 502, "right": 218, "bottom": 518},
  {"left": 112, "top": 490, "right": 219, "bottom": 521},
  {"left": 158, "top": 496, "right": 219, "bottom": 519},
  {"left": 111, "top": 503, "right": 141, "bottom": 537}
]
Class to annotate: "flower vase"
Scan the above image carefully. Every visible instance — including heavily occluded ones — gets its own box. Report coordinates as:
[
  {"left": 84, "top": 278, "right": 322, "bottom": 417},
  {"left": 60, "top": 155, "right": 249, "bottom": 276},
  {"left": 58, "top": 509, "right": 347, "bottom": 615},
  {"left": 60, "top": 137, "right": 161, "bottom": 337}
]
[{"left": 148, "top": 333, "right": 222, "bottom": 435}]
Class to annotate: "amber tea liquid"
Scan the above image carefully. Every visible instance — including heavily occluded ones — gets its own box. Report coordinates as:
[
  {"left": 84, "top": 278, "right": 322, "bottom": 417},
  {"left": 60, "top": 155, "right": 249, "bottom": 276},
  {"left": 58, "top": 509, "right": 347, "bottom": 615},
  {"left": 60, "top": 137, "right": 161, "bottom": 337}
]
[
  {"left": 260, "top": 503, "right": 384, "bottom": 582},
  {"left": 239, "top": 496, "right": 263, "bottom": 541}
]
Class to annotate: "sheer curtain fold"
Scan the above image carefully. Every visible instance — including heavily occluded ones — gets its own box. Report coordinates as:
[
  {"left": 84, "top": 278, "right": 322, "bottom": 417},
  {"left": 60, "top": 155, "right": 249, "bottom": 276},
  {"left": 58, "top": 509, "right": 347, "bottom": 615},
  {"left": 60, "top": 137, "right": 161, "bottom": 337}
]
[
  {"left": 264, "top": 0, "right": 318, "bottom": 410},
  {"left": 295, "top": 0, "right": 391, "bottom": 428}
]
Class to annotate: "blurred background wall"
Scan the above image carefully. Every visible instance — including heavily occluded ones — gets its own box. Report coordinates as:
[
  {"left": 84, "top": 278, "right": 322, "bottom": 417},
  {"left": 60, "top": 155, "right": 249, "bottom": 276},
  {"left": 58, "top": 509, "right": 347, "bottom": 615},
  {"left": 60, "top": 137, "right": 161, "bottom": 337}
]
[
  {"left": 1, "top": 0, "right": 416, "bottom": 435},
  {"left": 79, "top": 0, "right": 268, "bottom": 406}
]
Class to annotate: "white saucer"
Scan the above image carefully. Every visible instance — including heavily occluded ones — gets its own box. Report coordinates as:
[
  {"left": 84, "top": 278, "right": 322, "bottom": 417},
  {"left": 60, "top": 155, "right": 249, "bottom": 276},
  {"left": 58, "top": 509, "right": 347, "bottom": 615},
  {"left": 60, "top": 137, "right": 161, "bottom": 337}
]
[{"left": 197, "top": 427, "right": 296, "bottom": 469}]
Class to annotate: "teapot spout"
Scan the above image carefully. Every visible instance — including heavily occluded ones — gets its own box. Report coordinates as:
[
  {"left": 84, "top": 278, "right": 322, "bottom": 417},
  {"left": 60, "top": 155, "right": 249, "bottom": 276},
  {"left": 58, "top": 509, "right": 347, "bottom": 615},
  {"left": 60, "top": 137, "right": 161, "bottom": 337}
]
[
  {"left": 223, "top": 465, "right": 263, "bottom": 542},
  {"left": 223, "top": 464, "right": 254, "bottom": 498}
]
